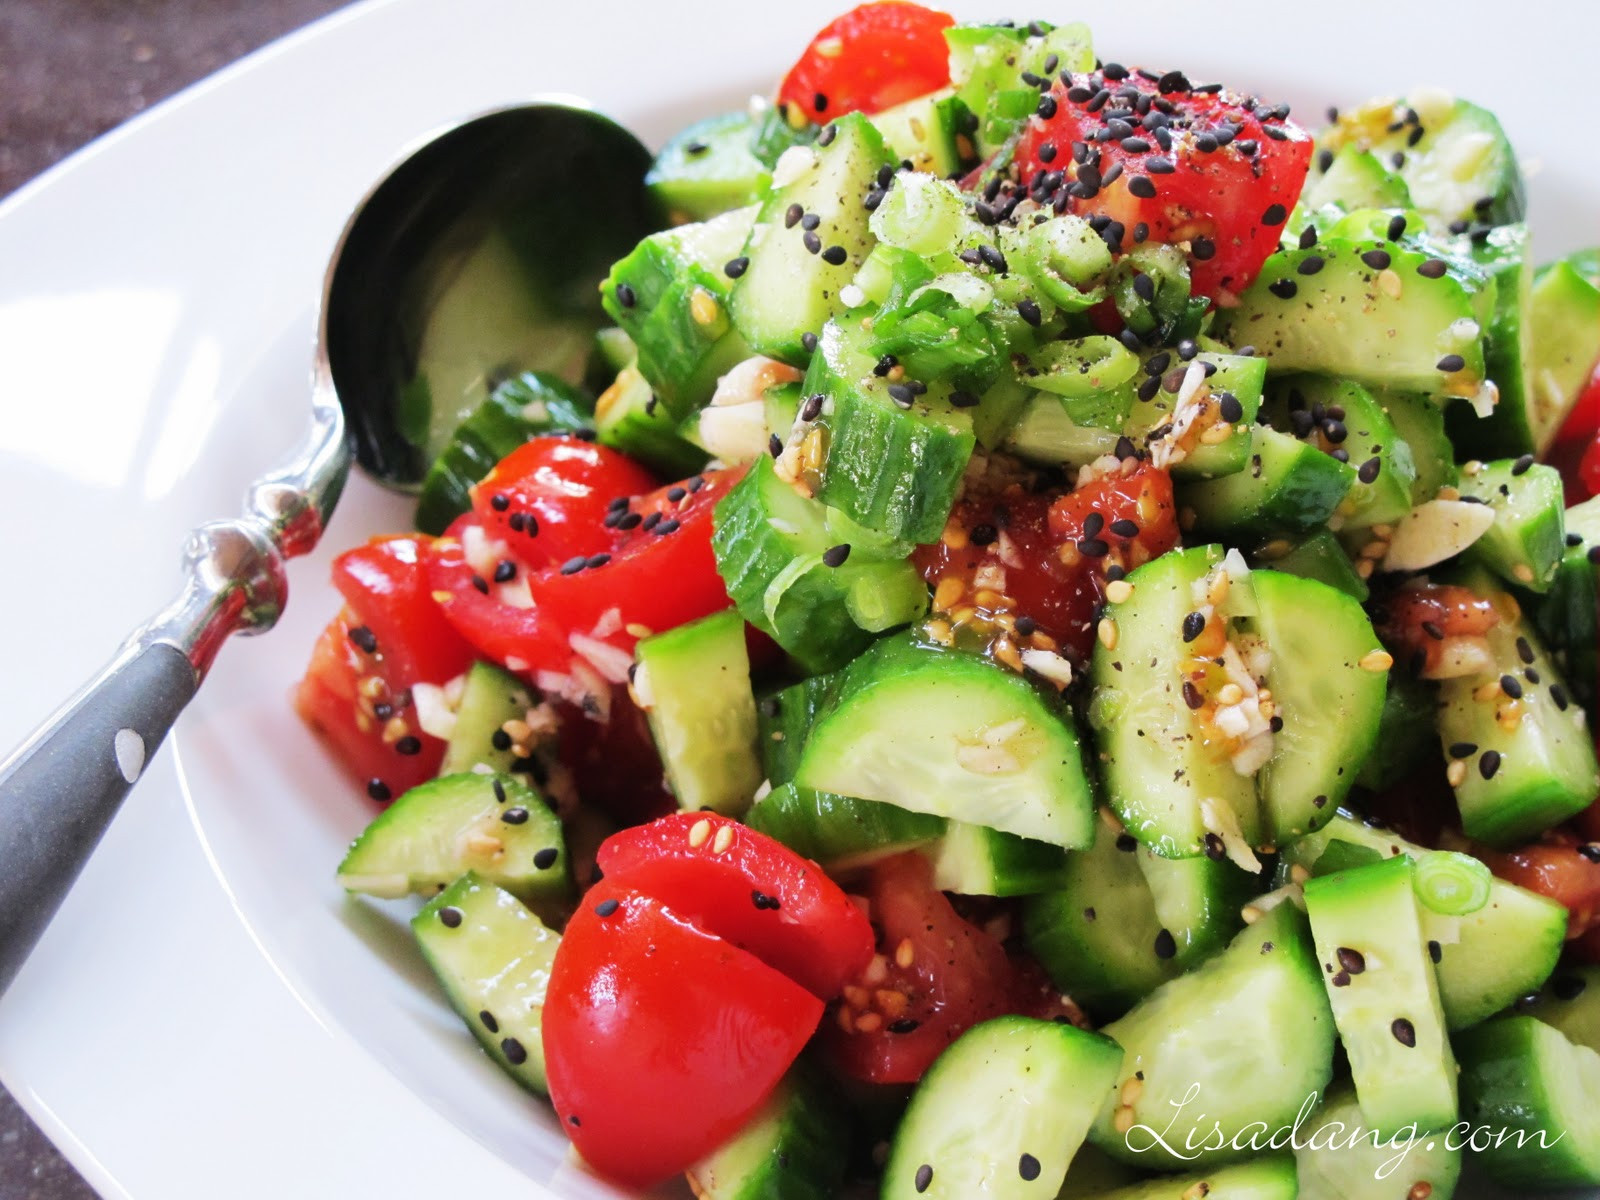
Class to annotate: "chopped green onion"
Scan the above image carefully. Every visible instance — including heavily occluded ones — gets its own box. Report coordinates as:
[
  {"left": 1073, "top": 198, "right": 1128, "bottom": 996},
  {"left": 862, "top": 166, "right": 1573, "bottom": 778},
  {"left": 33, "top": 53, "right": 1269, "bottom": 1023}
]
[{"left": 1413, "top": 851, "right": 1492, "bottom": 916}]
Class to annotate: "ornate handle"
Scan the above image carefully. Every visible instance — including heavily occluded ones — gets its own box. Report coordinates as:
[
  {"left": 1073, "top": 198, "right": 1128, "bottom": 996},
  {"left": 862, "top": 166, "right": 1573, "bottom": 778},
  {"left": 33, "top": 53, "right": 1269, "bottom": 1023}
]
[{"left": 0, "top": 383, "right": 348, "bottom": 993}]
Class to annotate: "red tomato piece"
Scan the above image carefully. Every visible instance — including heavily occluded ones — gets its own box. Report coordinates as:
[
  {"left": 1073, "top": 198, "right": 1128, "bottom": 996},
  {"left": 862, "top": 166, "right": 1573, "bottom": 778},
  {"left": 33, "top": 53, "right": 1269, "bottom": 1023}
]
[
  {"left": 543, "top": 884, "right": 823, "bottom": 1189},
  {"left": 595, "top": 813, "right": 875, "bottom": 999},
  {"left": 556, "top": 687, "right": 674, "bottom": 828},
  {"left": 776, "top": 2, "right": 955, "bottom": 123},
  {"left": 296, "top": 535, "right": 476, "bottom": 800},
  {"left": 913, "top": 463, "right": 1178, "bottom": 660},
  {"left": 822, "top": 853, "right": 1074, "bottom": 1084},
  {"left": 426, "top": 465, "right": 743, "bottom": 680},
  {"left": 470, "top": 437, "right": 658, "bottom": 571},
  {"left": 1373, "top": 582, "right": 1500, "bottom": 678},
  {"left": 1484, "top": 832, "right": 1600, "bottom": 942},
  {"left": 1011, "top": 69, "right": 1313, "bottom": 299}
]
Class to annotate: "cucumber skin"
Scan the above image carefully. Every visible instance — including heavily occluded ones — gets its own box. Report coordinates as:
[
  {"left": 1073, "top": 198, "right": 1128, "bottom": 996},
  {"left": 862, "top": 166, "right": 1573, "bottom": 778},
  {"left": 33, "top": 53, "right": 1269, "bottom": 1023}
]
[
  {"left": 686, "top": 1063, "right": 850, "bottom": 1200},
  {"left": 1089, "top": 1157, "right": 1298, "bottom": 1200},
  {"left": 1182, "top": 424, "right": 1355, "bottom": 540},
  {"left": 645, "top": 110, "right": 772, "bottom": 224}
]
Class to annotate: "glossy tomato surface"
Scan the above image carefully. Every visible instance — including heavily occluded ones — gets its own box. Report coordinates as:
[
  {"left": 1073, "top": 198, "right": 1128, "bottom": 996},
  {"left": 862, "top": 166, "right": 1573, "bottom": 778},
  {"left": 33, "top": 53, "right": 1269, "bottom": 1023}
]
[{"left": 776, "top": 2, "right": 954, "bottom": 122}]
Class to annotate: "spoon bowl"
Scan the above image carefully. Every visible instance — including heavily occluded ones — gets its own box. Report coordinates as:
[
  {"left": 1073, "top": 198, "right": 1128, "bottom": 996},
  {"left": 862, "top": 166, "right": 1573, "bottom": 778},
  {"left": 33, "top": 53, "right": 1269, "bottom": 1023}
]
[{"left": 0, "top": 99, "right": 658, "bottom": 995}]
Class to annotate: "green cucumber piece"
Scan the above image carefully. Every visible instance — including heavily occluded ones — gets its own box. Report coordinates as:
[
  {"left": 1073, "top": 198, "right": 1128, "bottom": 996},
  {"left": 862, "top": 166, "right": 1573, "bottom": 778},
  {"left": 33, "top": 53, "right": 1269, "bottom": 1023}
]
[
  {"left": 928, "top": 823, "right": 1067, "bottom": 898},
  {"left": 745, "top": 782, "right": 945, "bottom": 870},
  {"left": 1434, "top": 569, "right": 1599, "bottom": 847},
  {"left": 1354, "top": 669, "right": 1437, "bottom": 791},
  {"left": 869, "top": 89, "right": 967, "bottom": 178},
  {"left": 414, "top": 372, "right": 594, "bottom": 535},
  {"left": 1264, "top": 376, "right": 1416, "bottom": 528},
  {"left": 1089, "top": 902, "right": 1335, "bottom": 1169},
  {"left": 1000, "top": 393, "right": 1123, "bottom": 468},
  {"left": 883, "top": 1015, "right": 1122, "bottom": 1200},
  {"left": 1089, "top": 545, "right": 1260, "bottom": 858},
  {"left": 1380, "top": 389, "right": 1458, "bottom": 503},
  {"left": 944, "top": 22, "right": 1094, "bottom": 156},
  {"left": 1182, "top": 424, "right": 1355, "bottom": 539},
  {"left": 795, "top": 634, "right": 1094, "bottom": 849},
  {"left": 711, "top": 453, "right": 923, "bottom": 674},
  {"left": 1088, "top": 1158, "right": 1299, "bottom": 1200},
  {"left": 1518, "top": 965, "right": 1600, "bottom": 1054},
  {"left": 1303, "top": 856, "right": 1457, "bottom": 1136},
  {"left": 1299, "top": 145, "right": 1412, "bottom": 216},
  {"left": 635, "top": 609, "right": 760, "bottom": 815},
  {"left": 1214, "top": 239, "right": 1487, "bottom": 399},
  {"left": 1457, "top": 1016, "right": 1600, "bottom": 1189},
  {"left": 594, "top": 362, "right": 711, "bottom": 477},
  {"left": 803, "top": 314, "right": 976, "bottom": 543},
  {"left": 684, "top": 1064, "right": 849, "bottom": 1200},
  {"left": 1294, "top": 1081, "right": 1462, "bottom": 1200},
  {"left": 1532, "top": 495, "right": 1600, "bottom": 714},
  {"left": 437, "top": 661, "right": 536, "bottom": 777},
  {"left": 413, "top": 873, "right": 559, "bottom": 1094},
  {"left": 1247, "top": 568, "right": 1386, "bottom": 844},
  {"left": 749, "top": 102, "right": 818, "bottom": 170},
  {"left": 1022, "top": 811, "right": 1249, "bottom": 1017},
  {"left": 1254, "top": 529, "right": 1368, "bottom": 602},
  {"left": 1442, "top": 223, "right": 1533, "bottom": 460},
  {"left": 729, "top": 112, "right": 894, "bottom": 365},
  {"left": 337, "top": 773, "right": 570, "bottom": 914},
  {"left": 1126, "top": 352, "right": 1268, "bottom": 481},
  {"left": 1526, "top": 259, "right": 1600, "bottom": 450},
  {"left": 645, "top": 110, "right": 772, "bottom": 223},
  {"left": 1279, "top": 810, "right": 1569, "bottom": 1030},
  {"left": 1457, "top": 458, "right": 1566, "bottom": 592}
]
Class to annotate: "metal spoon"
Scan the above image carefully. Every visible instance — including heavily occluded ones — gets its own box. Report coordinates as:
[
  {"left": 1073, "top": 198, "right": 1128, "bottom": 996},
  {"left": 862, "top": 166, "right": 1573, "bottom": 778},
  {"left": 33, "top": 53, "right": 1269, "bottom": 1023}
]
[{"left": 0, "top": 101, "right": 658, "bottom": 993}]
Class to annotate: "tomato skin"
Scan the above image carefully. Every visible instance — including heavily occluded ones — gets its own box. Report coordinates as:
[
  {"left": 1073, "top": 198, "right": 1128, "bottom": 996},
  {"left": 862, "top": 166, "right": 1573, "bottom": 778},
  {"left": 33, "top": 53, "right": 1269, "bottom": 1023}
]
[
  {"left": 1548, "top": 362, "right": 1600, "bottom": 502},
  {"left": 1012, "top": 73, "right": 1313, "bottom": 299},
  {"left": 543, "top": 884, "right": 823, "bottom": 1189},
  {"left": 822, "top": 854, "right": 1071, "bottom": 1084},
  {"left": 297, "top": 535, "right": 476, "bottom": 799},
  {"left": 470, "top": 438, "right": 658, "bottom": 571},
  {"left": 427, "top": 465, "right": 743, "bottom": 680},
  {"left": 596, "top": 814, "right": 875, "bottom": 999},
  {"left": 1485, "top": 832, "right": 1600, "bottom": 941},
  {"left": 776, "top": 2, "right": 955, "bottom": 122},
  {"left": 1372, "top": 582, "right": 1500, "bottom": 677},
  {"left": 557, "top": 688, "right": 673, "bottom": 828}
]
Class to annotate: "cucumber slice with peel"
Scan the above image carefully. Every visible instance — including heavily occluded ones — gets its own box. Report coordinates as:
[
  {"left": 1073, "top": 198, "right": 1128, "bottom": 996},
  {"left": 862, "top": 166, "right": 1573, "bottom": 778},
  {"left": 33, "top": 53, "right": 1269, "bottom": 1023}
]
[
  {"left": 685, "top": 1064, "right": 849, "bottom": 1200},
  {"left": 1294, "top": 1081, "right": 1462, "bottom": 1200}
]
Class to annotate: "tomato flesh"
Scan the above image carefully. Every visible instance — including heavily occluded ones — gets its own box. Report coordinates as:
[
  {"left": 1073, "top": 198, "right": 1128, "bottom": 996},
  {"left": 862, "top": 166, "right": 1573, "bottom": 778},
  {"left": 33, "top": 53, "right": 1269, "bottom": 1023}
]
[
  {"left": 1485, "top": 833, "right": 1600, "bottom": 942},
  {"left": 1372, "top": 582, "right": 1500, "bottom": 677},
  {"left": 596, "top": 813, "right": 875, "bottom": 999},
  {"left": 543, "top": 884, "right": 822, "bottom": 1188},
  {"left": 1011, "top": 70, "right": 1313, "bottom": 299},
  {"left": 776, "top": 2, "right": 955, "bottom": 123}
]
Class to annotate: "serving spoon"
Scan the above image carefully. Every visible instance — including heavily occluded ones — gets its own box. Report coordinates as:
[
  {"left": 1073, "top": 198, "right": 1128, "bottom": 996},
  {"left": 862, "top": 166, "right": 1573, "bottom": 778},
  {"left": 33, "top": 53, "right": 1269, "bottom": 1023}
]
[{"left": 0, "top": 101, "right": 658, "bottom": 994}]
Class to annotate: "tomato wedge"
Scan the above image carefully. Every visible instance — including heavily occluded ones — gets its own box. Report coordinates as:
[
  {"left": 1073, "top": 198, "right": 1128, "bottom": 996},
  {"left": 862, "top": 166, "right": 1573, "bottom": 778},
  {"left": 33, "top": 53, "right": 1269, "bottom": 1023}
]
[
  {"left": 543, "top": 883, "right": 823, "bottom": 1189},
  {"left": 1484, "top": 832, "right": 1600, "bottom": 942},
  {"left": 295, "top": 535, "right": 476, "bottom": 799},
  {"left": 426, "top": 457, "right": 743, "bottom": 681},
  {"left": 596, "top": 812, "right": 875, "bottom": 999},
  {"left": 1011, "top": 68, "right": 1313, "bottom": 299},
  {"left": 776, "top": 2, "right": 955, "bottom": 123}
]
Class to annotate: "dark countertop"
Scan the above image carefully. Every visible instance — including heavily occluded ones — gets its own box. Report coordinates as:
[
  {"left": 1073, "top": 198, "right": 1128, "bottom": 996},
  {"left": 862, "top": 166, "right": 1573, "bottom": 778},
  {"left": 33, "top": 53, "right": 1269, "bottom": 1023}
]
[{"left": 0, "top": 6, "right": 351, "bottom": 1190}]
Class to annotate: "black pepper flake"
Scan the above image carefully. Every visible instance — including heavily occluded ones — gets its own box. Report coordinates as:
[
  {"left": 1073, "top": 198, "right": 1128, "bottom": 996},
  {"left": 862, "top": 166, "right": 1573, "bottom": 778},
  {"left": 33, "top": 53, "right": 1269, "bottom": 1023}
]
[
  {"left": 534, "top": 847, "right": 559, "bottom": 870},
  {"left": 1312, "top": 794, "right": 1328, "bottom": 809},
  {"left": 1479, "top": 750, "right": 1502, "bottom": 780},
  {"left": 970, "top": 523, "right": 999, "bottom": 546},
  {"left": 438, "top": 906, "right": 463, "bottom": 928},
  {"left": 1182, "top": 611, "right": 1207, "bottom": 642},
  {"left": 595, "top": 898, "right": 620, "bottom": 918},
  {"left": 1391, "top": 1018, "right": 1417, "bottom": 1048},
  {"left": 822, "top": 544, "right": 852, "bottom": 568}
]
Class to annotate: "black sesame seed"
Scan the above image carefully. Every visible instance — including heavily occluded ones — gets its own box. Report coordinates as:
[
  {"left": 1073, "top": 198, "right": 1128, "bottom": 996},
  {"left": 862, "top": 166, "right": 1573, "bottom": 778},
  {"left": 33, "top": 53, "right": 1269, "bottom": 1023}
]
[
  {"left": 1417, "top": 258, "right": 1448, "bottom": 279},
  {"left": 889, "top": 1018, "right": 920, "bottom": 1034},
  {"left": 800, "top": 330, "right": 819, "bottom": 353},
  {"left": 1218, "top": 392, "right": 1245, "bottom": 424},
  {"left": 1037, "top": 93, "right": 1058, "bottom": 119},
  {"left": 595, "top": 898, "right": 620, "bottom": 918},
  {"left": 502, "top": 807, "right": 530, "bottom": 825},
  {"left": 560, "top": 555, "right": 587, "bottom": 575},
  {"left": 1337, "top": 947, "right": 1367, "bottom": 975},
  {"left": 1182, "top": 611, "right": 1206, "bottom": 642},
  {"left": 724, "top": 256, "right": 750, "bottom": 279},
  {"left": 915, "top": 1165, "right": 933, "bottom": 1194},
  {"left": 1268, "top": 278, "right": 1298, "bottom": 299},
  {"left": 1121, "top": 136, "right": 1151, "bottom": 153},
  {"left": 1110, "top": 518, "right": 1139, "bottom": 538},
  {"left": 1436, "top": 354, "right": 1466, "bottom": 373},
  {"left": 1512, "top": 453, "right": 1535, "bottom": 476},
  {"left": 1552, "top": 684, "right": 1570, "bottom": 711},
  {"left": 479, "top": 1010, "right": 499, "bottom": 1034},
  {"left": 348, "top": 625, "right": 378, "bottom": 654},
  {"left": 970, "top": 523, "right": 999, "bottom": 546},
  {"left": 533, "top": 847, "right": 559, "bottom": 870},
  {"left": 1146, "top": 155, "right": 1175, "bottom": 174},
  {"left": 1500, "top": 674, "right": 1523, "bottom": 699},
  {"left": 1297, "top": 255, "right": 1326, "bottom": 276},
  {"left": 1262, "top": 203, "right": 1287, "bottom": 226},
  {"left": 812, "top": 92, "right": 828, "bottom": 114},
  {"left": 439, "top": 906, "right": 463, "bottom": 928},
  {"left": 1317, "top": 147, "right": 1334, "bottom": 172},
  {"left": 1358, "top": 457, "right": 1382, "bottom": 484},
  {"left": 395, "top": 736, "right": 422, "bottom": 756},
  {"left": 1361, "top": 249, "right": 1392, "bottom": 270},
  {"left": 493, "top": 559, "right": 517, "bottom": 584},
  {"left": 1127, "top": 175, "right": 1157, "bottom": 199},
  {"left": 1204, "top": 832, "right": 1226, "bottom": 860},
  {"left": 1191, "top": 235, "right": 1216, "bottom": 261},
  {"left": 1479, "top": 750, "right": 1502, "bottom": 780},
  {"left": 1019, "top": 1153, "right": 1042, "bottom": 1182},
  {"left": 502, "top": 1037, "right": 528, "bottom": 1065},
  {"left": 802, "top": 230, "right": 822, "bottom": 255},
  {"left": 1579, "top": 844, "right": 1600, "bottom": 864},
  {"left": 784, "top": 203, "right": 803, "bottom": 228},
  {"left": 1448, "top": 741, "right": 1478, "bottom": 759},
  {"left": 1133, "top": 221, "right": 1149, "bottom": 244},
  {"left": 491, "top": 729, "right": 513, "bottom": 752},
  {"left": 821, "top": 244, "right": 848, "bottom": 266},
  {"left": 1116, "top": 832, "right": 1138, "bottom": 853},
  {"left": 1386, "top": 214, "right": 1408, "bottom": 241},
  {"left": 654, "top": 518, "right": 681, "bottom": 536},
  {"left": 822, "top": 544, "right": 852, "bottom": 568},
  {"left": 1391, "top": 1018, "right": 1417, "bottom": 1048},
  {"left": 1079, "top": 538, "right": 1110, "bottom": 558},
  {"left": 366, "top": 778, "right": 392, "bottom": 802},
  {"left": 1428, "top": 940, "right": 1443, "bottom": 964},
  {"left": 1553, "top": 973, "right": 1589, "bottom": 1000},
  {"left": 1154, "top": 929, "right": 1177, "bottom": 959},
  {"left": 950, "top": 389, "right": 980, "bottom": 408},
  {"left": 978, "top": 244, "right": 1009, "bottom": 273},
  {"left": 1018, "top": 298, "right": 1043, "bottom": 326},
  {"left": 1132, "top": 274, "right": 1156, "bottom": 302},
  {"left": 615, "top": 283, "right": 636, "bottom": 308},
  {"left": 489, "top": 493, "right": 511, "bottom": 512}
]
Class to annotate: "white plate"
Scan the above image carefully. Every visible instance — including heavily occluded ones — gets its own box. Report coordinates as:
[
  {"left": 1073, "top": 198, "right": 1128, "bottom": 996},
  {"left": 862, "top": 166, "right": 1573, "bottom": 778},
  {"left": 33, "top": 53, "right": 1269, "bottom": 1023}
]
[{"left": 0, "top": 0, "right": 1592, "bottom": 1195}]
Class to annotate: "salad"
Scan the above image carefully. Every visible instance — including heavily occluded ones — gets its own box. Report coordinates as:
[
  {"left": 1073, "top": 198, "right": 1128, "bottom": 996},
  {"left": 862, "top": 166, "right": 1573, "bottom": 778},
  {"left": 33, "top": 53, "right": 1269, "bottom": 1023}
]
[{"left": 296, "top": 4, "right": 1600, "bottom": 1197}]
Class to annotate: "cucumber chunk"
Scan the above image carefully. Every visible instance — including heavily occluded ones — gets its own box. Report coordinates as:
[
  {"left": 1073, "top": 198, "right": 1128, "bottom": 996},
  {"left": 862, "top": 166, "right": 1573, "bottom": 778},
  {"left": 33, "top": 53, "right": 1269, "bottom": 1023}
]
[
  {"left": 414, "top": 372, "right": 594, "bottom": 535},
  {"left": 1247, "top": 568, "right": 1386, "bottom": 845},
  {"left": 1457, "top": 1016, "right": 1600, "bottom": 1189},
  {"left": 729, "top": 112, "right": 895, "bottom": 365},
  {"left": 437, "top": 661, "right": 536, "bottom": 777},
  {"left": 1264, "top": 376, "right": 1416, "bottom": 528},
  {"left": 1434, "top": 569, "right": 1599, "bottom": 847},
  {"left": 883, "top": 1015, "right": 1122, "bottom": 1200},
  {"left": 1087, "top": 1158, "right": 1298, "bottom": 1200},
  {"left": 1532, "top": 495, "right": 1600, "bottom": 714},
  {"left": 413, "top": 873, "right": 559, "bottom": 1094},
  {"left": 1182, "top": 424, "right": 1355, "bottom": 539},
  {"left": 1088, "top": 903, "right": 1335, "bottom": 1169},
  {"left": 1128, "top": 351, "right": 1268, "bottom": 481},
  {"left": 1354, "top": 669, "right": 1437, "bottom": 791},
  {"left": 1381, "top": 389, "right": 1457, "bottom": 504},
  {"left": 685, "top": 1065, "right": 849, "bottom": 1200},
  {"left": 927, "top": 823, "right": 1067, "bottom": 898},
  {"left": 337, "top": 773, "right": 570, "bottom": 913},
  {"left": 795, "top": 634, "right": 1094, "bottom": 849},
  {"left": 1443, "top": 222, "right": 1534, "bottom": 460},
  {"left": 1001, "top": 393, "right": 1123, "bottom": 468},
  {"left": 1299, "top": 145, "right": 1412, "bottom": 216},
  {"left": 746, "top": 782, "right": 946, "bottom": 871},
  {"left": 869, "top": 89, "right": 967, "bottom": 178},
  {"left": 1518, "top": 964, "right": 1600, "bottom": 1054},
  {"left": 1280, "top": 810, "right": 1568, "bottom": 1030},
  {"left": 1526, "top": 259, "right": 1600, "bottom": 450},
  {"left": 1023, "top": 809, "right": 1249, "bottom": 1017},
  {"left": 593, "top": 362, "right": 710, "bottom": 477},
  {"left": 645, "top": 110, "right": 772, "bottom": 223},
  {"left": 1304, "top": 856, "right": 1457, "bottom": 1136},
  {"left": 635, "top": 609, "right": 761, "bottom": 816},
  {"left": 1214, "top": 239, "right": 1487, "bottom": 400},
  {"left": 1294, "top": 1081, "right": 1463, "bottom": 1200},
  {"left": 1457, "top": 457, "right": 1566, "bottom": 592},
  {"left": 1255, "top": 529, "right": 1368, "bottom": 603}
]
